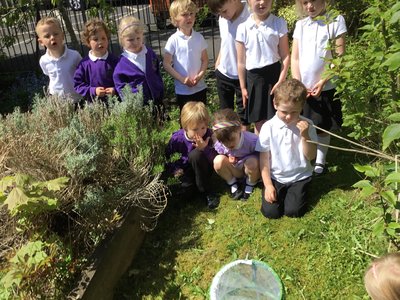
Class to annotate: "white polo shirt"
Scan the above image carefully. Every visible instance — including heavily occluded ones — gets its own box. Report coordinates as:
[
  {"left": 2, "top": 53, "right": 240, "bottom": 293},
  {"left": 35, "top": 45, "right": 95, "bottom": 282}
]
[
  {"left": 164, "top": 29, "right": 207, "bottom": 95},
  {"left": 293, "top": 14, "right": 347, "bottom": 91},
  {"left": 256, "top": 114, "right": 318, "bottom": 184},
  {"left": 217, "top": 3, "right": 250, "bottom": 79},
  {"left": 236, "top": 14, "right": 287, "bottom": 70},
  {"left": 39, "top": 45, "right": 82, "bottom": 101},
  {"left": 122, "top": 47, "right": 147, "bottom": 73}
]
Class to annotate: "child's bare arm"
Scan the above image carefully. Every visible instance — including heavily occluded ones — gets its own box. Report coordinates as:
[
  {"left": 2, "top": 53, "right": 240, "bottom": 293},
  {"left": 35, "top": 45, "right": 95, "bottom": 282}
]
[
  {"left": 291, "top": 38, "right": 301, "bottom": 81},
  {"left": 296, "top": 120, "right": 317, "bottom": 161},
  {"left": 193, "top": 49, "right": 208, "bottom": 85},
  {"left": 236, "top": 41, "right": 248, "bottom": 106},
  {"left": 260, "top": 151, "right": 276, "bottom": 203},
  {"left": 271, "top": 34, "right": 290, "bottom": 95}
]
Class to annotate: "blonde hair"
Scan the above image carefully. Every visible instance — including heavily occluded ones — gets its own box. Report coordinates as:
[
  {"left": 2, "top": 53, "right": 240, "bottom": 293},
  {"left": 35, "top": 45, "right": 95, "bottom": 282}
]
[
  {"left": 169, "top": 0, "right": 198, "bottom": 27},
  {"left": 274, "top": 79, "right": 307, "bottom": 106},
  {"left": 81, "top": 18, "right": 110, "bottom": 47},
  {"left": 295, "top": 0, "right": 328, "bottom": 18},
  {"left": 118, "top": 16, "right": 144, "bottom": 45},
  {"left": 180, "top": 101, "right": 210, "bottom": 130},
  {"left": 212, "top": 108, "right": 241, "bottom": 144},
  {"left": 35, "top": 16, "right": 62, "bottom": 36},
  {"left": 364, "top": 252, "right": 400, "bottom": 300}
]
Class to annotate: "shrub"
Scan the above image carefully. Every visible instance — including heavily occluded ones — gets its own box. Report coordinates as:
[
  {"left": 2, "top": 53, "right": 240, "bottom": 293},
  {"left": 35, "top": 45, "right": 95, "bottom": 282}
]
[{"left": 0, "top": 89, "right": 169, "bottom": 297}]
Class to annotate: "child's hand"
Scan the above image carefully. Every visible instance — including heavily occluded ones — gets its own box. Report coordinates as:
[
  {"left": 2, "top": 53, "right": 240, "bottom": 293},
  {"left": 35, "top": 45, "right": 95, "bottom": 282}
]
[
  {"left": 228, "top": 156, "right": 237, "bottom": 165},
  {"left": 193, "top": 135, "right": 210, "bottom": 151},
  {"left": 105, "top": 87, "right": 115, "bottom": 95},
  {"left": 96, "top": 87, "right": 106, "bottom": 97},
  {"left": 310, "top": 80, "right": 325, "bottom": 98},
  {"left": 296, "top": 120, "right": 310, "bottom": 139},
  {"left": 183, "top": 77, "right": 195, "bottom": 87},
  {"left": 241, "top": 88, "right": 248, "bottom": 107},
  {"left": 192, "top": 74, "right": 203, "bottom": 86},
  {"left": 264, "top": 184, "right": 276, "bottom": 203},
  {"left": 174, "top": 168, "right": 184, "bottom": 178}
]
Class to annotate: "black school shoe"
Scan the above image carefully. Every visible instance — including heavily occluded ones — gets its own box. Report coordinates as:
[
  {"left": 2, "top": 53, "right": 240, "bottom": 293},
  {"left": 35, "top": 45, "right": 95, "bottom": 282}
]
[
  {"left": 228, "top": 181, "right": 244, "bottom": 200},
  {"left": 206, "top": 194, "right": 220, "bottom": 209}
]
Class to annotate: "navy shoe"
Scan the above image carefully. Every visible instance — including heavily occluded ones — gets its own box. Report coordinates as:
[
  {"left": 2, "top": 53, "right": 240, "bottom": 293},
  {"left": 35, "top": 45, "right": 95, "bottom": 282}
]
[
  {"left": 228, "top": 181, "right": 243, "bottom": 200},
  {"left": 206, "top": 194, "right": 220, "bottom": 209}
]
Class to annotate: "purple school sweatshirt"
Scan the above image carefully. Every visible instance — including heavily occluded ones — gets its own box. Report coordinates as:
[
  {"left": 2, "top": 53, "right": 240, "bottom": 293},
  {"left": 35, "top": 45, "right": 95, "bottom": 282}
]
[
  {"left": 165, "top": 128, "right": 217, "bottom": 175},
  {"left": 113, "top": 47, "right": 164, "bottom": 104},
  {"left": 73, "top": 53, "right": 119, "bottom": 101}
]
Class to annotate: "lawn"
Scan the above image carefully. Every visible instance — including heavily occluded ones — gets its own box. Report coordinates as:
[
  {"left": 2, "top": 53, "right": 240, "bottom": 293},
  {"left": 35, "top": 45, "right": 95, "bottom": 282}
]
[{"left": 115, "top": 136, "right": 388, "bottom": 299}]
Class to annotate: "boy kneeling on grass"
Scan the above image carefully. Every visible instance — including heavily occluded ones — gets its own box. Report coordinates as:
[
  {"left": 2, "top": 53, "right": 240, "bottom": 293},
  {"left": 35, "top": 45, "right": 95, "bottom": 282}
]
[{"left": 256, "top": 79, "right": 318, "bottom": 219}]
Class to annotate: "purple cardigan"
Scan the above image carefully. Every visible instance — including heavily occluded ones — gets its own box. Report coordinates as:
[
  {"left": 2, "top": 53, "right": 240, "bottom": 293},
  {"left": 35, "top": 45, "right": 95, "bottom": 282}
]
[
  {"left": 73, "top": 53, "right": 119, "bottom": 101},
  {"left": 165, "top": 128, "right": 216, "bottom": 175},
  {"left": 113, "top": 47, "right": 164, "bottom": 104}
]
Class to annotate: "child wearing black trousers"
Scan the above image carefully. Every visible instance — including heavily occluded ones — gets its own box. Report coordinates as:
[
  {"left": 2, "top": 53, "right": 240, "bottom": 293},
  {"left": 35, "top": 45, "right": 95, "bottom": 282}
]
[{"left": 165, "top": 101, "right": 220, "bottom": 209}]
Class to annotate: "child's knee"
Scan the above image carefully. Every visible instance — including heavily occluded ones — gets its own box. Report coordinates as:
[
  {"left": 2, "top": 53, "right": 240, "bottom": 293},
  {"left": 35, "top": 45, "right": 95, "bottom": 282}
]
[
  {"left": 213, "top": 154, "right": 227, "bottom": 171},
  {"left": 244, "top": 157, "right": 259, "bottom": 174}
]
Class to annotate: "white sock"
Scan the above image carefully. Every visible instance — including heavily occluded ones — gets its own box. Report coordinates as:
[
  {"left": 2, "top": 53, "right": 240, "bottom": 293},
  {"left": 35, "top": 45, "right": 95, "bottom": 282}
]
[
  {"left": 245, "top": 177, "right": 255, "bottom": 194},
  {"left": 227, "top": 177, "right": 238, "bottom": 193},
  {"left": 315, "top": 135, "right": 330, "bottom": 173}
]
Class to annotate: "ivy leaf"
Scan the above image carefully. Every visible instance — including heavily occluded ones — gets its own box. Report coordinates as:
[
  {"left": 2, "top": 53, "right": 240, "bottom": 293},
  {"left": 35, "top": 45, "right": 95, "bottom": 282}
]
[
  {"left": 385, "top": 172, "right": 400, "bottom": 184},
  {"left": 372, "top": 219, "right": 385, "bottom": 236},
  {"left": 382, "top": 52, "right": 400, "bottom": 71},
  {"left": 382, "top": 124, "right": 400, "bottom": 150},
  {"left": 390, "top": 10, "right": 400, "bottom": 24},
  {"left": 3, "top": 187, "right": 29, "bottom": 214},
  {"left": 352, "top": 180, "right": 376, "bottom": 197},
  {"left": 380, "top": 190, "right": 397, "bottom": 206},
  {"left": 353, "top": 164, "right": 380, "bottom": 177},
  {"left": 388, "top": 113, "right": 400, "bottom": 122}
]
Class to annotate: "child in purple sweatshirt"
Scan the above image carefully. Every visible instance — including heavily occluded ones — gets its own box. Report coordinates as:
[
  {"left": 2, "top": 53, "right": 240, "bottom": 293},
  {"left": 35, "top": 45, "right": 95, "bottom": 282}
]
[
  {"left": 113, "top": 16, "right": 164, "bottom": 107},
  {"left": 74, "top": 18, "right": 118, "bottom": 103},
  {"left": 166, "top": 101, "right": 219, "bottom": 209}
]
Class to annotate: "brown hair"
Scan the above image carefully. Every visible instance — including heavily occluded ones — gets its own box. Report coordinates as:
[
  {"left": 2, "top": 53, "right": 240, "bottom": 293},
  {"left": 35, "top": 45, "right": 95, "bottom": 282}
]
[
  {"left": 364, "top": 252, "right": 400, "bottom": 300},
  {"left": 35, "top": 16, "right": 62, "bottom": 36},
  {"left": 169, "top": 0, "right": 198, "bottom": 27},
  {"left": 80, "top": 18, "right": 111, "bottom": 47},
  {"left": 212, "top": 108, "right": 241, "bottom": 144},
  {"left": 118, "top": 16, "right": 145, "bottom": 45},
  {"left": 273, "top": 78, "right": 307, "bottom": 106},
  {"left": 207, "top": 0, "right": 229, "bottom": 14},
  {"left": 180, "top": 101, "right": 210, "bottom": 130}
]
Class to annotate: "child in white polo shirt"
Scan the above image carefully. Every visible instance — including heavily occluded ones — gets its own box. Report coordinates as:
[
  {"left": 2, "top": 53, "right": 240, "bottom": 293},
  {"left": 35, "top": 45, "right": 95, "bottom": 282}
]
[
  {"left": 291, "top": 0, "right": 347, "bottom": 175},
  {"left": 36, "top": 17, "right": 81, "bottom": 102},
  {"left": 207, "top": 0, "right": 250, "bottom": 129},
  {"left": 163, "top": 0, "right": 208, "bottom": 110},
  {"left": 256, "top": 79, "right": 318, "bottom": 219},
  {"left": 236, "top": 0, "right": 290, "bottom": 135}
]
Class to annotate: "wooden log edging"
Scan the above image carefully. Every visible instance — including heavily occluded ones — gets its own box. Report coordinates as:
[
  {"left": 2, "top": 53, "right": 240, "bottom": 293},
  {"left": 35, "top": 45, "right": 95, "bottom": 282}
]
[{"left": 68, "top": 207, "right": 146, "bottom": 300}]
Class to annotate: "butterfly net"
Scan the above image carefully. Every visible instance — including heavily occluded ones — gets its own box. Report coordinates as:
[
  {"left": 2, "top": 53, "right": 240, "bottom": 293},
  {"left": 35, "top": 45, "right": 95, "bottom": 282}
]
[{"left": 210, "top": 259, "right": 283, "bottom": 300}]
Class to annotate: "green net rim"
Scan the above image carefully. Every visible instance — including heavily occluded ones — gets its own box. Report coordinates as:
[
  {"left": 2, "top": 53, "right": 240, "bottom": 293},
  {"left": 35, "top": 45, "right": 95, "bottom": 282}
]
[{"left": 209, "top": 259, "right": 284, "bottom": 300}]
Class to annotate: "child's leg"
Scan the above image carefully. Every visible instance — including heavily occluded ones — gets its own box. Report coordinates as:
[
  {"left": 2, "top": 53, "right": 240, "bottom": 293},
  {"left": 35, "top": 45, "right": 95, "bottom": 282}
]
[
  {"left": 189, "top": 149, "right": 213, "bottom": 194},
  {"left": 215, "top": 70, "right": 235, "bottom": 109},
  {"left": 213, "top": 154, "right": 244, "bottom": 199},
  {"left": 315, "top": 134, "right": 330, "bottom": 174},
  {"left": 261, "top": 179, "right": 284, "bottom": 219},
  {"left": 283, "top": 177, "right": 312, "bottom": 217},
  {"left": 242, "top": 156, "right": 260, "bottom": 199}
]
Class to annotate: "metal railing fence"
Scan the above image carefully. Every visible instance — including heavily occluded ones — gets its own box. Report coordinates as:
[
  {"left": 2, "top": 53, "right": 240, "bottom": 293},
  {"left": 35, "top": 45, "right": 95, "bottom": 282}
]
[{"left": 0, "top": 0, "right": 219, "bottom": 74}]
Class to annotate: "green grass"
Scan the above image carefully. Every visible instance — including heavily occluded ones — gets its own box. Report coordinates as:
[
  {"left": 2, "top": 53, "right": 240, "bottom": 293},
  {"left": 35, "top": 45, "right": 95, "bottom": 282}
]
[{"left": 115, "top": 137, "right": 388, "bottom": 299}]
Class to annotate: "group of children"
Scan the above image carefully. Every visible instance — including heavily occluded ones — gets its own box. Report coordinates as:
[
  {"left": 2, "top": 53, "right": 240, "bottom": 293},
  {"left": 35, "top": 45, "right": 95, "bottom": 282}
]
[
  {"left": 36, "top": 0, "right": 345, "bottom": 218},
  {"left": 36, "top": 15, "right": 164, "bottom": 107},
  {"left": 35, "top": 2, "right": 400, "bottom": 295}
]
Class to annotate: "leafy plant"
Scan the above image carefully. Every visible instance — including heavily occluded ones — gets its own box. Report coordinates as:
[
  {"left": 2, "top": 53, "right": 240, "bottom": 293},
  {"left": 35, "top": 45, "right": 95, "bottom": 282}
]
[{"left": 0, "top": 173, "right": 68, "bottom": 218}]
